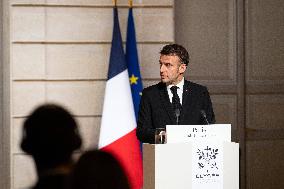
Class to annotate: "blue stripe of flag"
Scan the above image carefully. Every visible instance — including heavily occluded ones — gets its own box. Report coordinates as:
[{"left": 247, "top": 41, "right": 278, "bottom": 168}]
[
  {"left": 108, "top": 7, "right": 127, "bottom": 80},
  {"left": 126, "top": 8, "right": 143, "bottom": 120}
]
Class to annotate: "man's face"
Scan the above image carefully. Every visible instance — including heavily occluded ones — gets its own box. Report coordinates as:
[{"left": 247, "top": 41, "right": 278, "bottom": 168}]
[{"left": 159, "top": 55, "right": 186, "bottom": 85}]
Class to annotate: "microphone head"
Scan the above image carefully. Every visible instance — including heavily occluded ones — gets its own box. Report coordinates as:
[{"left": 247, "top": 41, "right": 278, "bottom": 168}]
[
  {"left": 200, "top": 110, "right": 210, "bottom": 125},
  {"left": 175, "top": 108, "right": 181, "bottom": 117},
  {"left": 200, "top": 110, "right": 206, "bottom": 118}
]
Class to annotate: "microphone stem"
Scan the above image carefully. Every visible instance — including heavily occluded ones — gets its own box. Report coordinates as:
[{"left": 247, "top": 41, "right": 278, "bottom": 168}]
[
  {"left": 176, "top": 116, "right": 179, "bottom": 125},
  {"left": 175, "top": 108, "right": 180, "bottom": 125}
]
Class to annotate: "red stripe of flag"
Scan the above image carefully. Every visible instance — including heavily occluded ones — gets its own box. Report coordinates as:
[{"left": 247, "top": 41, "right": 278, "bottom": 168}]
[{"left": 101, "top": 129, "right": 143, "bottom": 189}]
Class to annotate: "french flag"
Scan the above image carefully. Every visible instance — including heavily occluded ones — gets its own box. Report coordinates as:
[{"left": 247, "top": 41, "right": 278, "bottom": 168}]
[{"left": 98, "top": 6, "right": 143, "bottom": 189}]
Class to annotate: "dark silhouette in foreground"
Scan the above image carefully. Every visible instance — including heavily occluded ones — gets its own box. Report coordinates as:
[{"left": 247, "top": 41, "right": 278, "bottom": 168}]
[{"left": 21, "top": 104, "right": 82, "bottom": 189}]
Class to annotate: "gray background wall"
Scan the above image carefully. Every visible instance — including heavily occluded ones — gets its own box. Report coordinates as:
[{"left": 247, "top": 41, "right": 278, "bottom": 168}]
[
  {"left": 1, "top": 0, "right": 11, "bottom": 188},
  {"left": 175, "top": 0, "right": 284, "bottom": 189}
]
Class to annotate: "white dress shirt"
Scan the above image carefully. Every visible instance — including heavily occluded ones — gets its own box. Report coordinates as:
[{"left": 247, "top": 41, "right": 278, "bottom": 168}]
[{"left": 166, "top": 77, "right": 184, "bottom": 105}]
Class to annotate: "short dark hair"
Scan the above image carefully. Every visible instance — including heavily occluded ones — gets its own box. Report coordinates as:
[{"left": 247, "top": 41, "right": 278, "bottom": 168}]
[
  {"left": 160, "top": 44, "right": 189, "bottom": 66},
  {"left": 21, "top": 104, "right": 82, "bottom": 167}
]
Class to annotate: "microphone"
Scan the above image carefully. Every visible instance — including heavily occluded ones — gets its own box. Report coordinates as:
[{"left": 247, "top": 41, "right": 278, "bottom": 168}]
[
  {"left": 175, "top": 108, "right": 180, "bottom": 125},
  {"left": 200, "top": 110, "right": 210, "bottom": 125}
]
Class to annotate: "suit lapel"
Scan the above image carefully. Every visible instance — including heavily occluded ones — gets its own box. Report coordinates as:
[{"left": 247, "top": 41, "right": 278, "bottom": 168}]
[
  {"left": 180, "top": 80, "right": 194, "bottom": 123},
  {"left": 159, "top": 83, "right": 175, "bottom": 124}
]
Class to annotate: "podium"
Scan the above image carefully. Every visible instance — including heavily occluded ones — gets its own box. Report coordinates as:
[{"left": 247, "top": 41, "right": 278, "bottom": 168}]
[{"left": 142, "top": 124, "right": 239, "bottom": 189}]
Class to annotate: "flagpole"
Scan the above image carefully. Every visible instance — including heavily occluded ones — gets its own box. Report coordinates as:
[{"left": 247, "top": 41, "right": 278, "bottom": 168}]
[
  {"left": 113, "top": 0, "right": 117, "bottom": 6},
  {"left": 128, "top": 0, "right": 133, "bottom": 7}
]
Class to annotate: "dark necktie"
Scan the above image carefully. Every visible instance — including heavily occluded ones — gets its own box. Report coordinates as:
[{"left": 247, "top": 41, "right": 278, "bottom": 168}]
[{"left": 170, "top": 86, "right": 182, "bottom": 124}]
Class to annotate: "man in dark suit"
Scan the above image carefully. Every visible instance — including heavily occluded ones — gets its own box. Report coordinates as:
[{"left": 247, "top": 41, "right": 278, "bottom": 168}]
[{"left": 136, "top": 44, "right": 215, "bottom": 144}]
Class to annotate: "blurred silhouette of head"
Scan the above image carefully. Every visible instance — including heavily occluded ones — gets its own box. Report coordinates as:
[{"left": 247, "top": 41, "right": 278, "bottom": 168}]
[
  {"left": 69, "top": 150, "right": 130, "bottom": 189},
  {"left": 21, "top": 103, "right": 82, "bottom": 170}
]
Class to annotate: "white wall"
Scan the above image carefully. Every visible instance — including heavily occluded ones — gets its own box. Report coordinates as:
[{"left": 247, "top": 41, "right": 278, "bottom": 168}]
[{"left": 5, "top": 0, "right": 174, "bottom": 188}]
